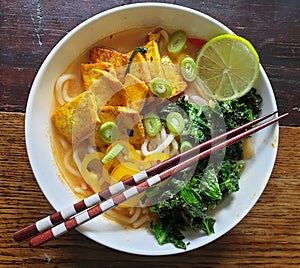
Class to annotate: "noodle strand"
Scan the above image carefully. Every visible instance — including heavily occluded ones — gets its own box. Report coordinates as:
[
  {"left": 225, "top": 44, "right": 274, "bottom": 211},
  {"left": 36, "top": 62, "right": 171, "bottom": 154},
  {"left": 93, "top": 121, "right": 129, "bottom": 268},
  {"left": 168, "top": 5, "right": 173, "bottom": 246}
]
[
  {"left": 55, "top": 74, "right": 75, "bottom": 105},
  {"left": 64, "top": 150, "right": 81, "bottom": 177},
  {"left": 141, "top": 132, "right": 175, "bottom": 156}
]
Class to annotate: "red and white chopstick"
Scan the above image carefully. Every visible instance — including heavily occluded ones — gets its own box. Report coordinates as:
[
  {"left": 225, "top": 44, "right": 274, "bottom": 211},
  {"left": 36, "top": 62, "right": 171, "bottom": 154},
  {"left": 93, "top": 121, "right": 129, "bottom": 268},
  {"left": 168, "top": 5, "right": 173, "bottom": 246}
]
[
  {"left": 13, "top": 111, "right": 277, "bottom": 242},
  {"left": 14, "top": 111, "right": 287, "bottom": 247}
]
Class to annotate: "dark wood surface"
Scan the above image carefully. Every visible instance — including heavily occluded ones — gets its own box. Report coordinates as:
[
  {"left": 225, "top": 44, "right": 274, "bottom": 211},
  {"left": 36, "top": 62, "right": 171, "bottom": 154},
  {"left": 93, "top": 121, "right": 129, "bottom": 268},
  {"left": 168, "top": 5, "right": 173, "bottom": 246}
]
[
  {"left": 1, "top": 1, "right": 299, "bottom": 267},
  {"left": 1, "top": 0, "right": 299, "bottom": 125}
]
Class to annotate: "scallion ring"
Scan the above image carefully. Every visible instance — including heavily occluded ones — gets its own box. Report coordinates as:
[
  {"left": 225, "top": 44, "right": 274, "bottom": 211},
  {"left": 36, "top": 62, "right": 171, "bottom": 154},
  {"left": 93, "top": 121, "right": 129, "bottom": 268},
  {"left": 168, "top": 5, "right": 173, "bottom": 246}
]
[
  {"left": 167, "top": 30, "right": 187, "bottom": 54},
  {"left": 149, "top": 77, "right": 172, "bottom": 99},
  {"left": 143, "top": 113, "right": 162, "bottom": 137},
  {"left": 99, "top": 122, "right": 119, "bottom": 143},
  {"left": 166, "top": 112, "right": 185, "bottom": 136},
  {"left": 102, "top": 143, "right": 124, "bottom": 164},
  {"left": 180, "top": 141, "right": 193, "bottom": 152},
  {"left": 180, "top": 56, "right": 197, "bottom": 82}
]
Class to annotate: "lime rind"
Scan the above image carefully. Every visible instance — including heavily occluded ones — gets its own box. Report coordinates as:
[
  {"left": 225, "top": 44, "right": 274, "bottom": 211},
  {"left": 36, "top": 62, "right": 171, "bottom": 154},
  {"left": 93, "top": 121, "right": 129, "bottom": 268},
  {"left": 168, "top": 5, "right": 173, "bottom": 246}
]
[{"left": 195, "top": 34, "right": 260, "bottom": 101}]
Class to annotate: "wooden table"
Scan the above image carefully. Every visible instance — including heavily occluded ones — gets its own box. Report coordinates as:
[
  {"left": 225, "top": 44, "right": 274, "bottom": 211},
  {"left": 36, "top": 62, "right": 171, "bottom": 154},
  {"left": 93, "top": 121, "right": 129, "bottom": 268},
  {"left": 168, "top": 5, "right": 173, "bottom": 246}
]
[{"left": 1, "top": 1, "right": 299, "bottom": 267}]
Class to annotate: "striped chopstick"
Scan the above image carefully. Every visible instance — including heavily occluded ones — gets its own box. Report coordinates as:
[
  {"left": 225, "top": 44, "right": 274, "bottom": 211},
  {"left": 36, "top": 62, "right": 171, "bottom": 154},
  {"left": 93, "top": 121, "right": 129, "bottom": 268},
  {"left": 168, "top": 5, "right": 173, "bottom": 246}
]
[
  {"left": 27, "top": 112, "right": 287, "bottom": 247},
  {"left": 15, "top": 111, "right": 287, "bottom": 247},
  {"left": 13, "top": 111, "right": 277, "bottom": 243}
]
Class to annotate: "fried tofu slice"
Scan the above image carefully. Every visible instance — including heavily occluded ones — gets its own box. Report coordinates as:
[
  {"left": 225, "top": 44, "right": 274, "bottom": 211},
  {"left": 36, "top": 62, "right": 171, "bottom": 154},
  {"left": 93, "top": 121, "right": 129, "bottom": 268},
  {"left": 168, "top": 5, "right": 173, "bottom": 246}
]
[
  {"left": 144, "top": 40, "right": 165, "bottom": 79},
  {"left": 90, "top": 47, "right": 129, "bottom": 65},
  {"left": 147, "top": 30, "right": 161, "bottom": 43},
  {"left": 81, "top": 62, "right": 116, "bottom": 91},
  {"left": 90, "top": 48, "right": 129, "bottom": 82},
  {"left": 161, "top": 55, "right": 187, "bottom": 98},
  {"left": 51, "top": 91, "right": 99, "bottom": 144},
  {"left": 93, "top": 106, "right": 145, "bottom": 147},
  {"left": 123, "top": 73, "right": 148, "bottom": 112},
  {"left": 128, "top": 50, "right": 151, "bottom": 83},
  {"left": 87, "top": 70, "right": 129, "bottom": 108}
]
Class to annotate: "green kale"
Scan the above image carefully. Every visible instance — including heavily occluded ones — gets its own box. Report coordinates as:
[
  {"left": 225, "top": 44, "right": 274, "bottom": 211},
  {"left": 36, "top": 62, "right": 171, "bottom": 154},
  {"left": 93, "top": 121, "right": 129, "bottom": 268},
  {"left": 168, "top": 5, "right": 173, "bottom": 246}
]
[
  {"left": 174, "top": 98, "right": 215, "bottom": 142},
  {"left": 148, "top": 160, "right": 244, "bottom": 249},
  {"left": 218, "top": 159, "right": 245, "bottom": 193},
  {"left": 150, "top": 219, "right": 186, "bottom": 249},
  {"left": 146, "top": 89, "right": 262, "bottom": 249},
  {"left": 192, "top": 168, "right": 222, "bottom": 200},
  {"left": 218, "top": 88, "right": 262, "bottom": 130},
  {"left": 176, "top": 88, "right": 262, "bottom": 139},
  {"left": 148, "top": 176, "right": 217, "bottom": 249}
]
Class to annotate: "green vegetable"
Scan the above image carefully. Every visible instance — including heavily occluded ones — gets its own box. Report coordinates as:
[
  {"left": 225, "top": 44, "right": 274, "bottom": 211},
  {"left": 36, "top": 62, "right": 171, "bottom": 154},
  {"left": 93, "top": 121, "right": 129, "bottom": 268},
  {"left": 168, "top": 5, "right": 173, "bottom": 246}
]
[
  {"left": 143, "top": 113, "right": 162, "bottom": 137},
  {"left": 195, "top": 168, "right": 222, "bottom": 200},
  {"left": 180, "top": 141, "right": 193, "bottom": 152},
  {"left": 167, "top": 30, "right": 187, "bottom": 54},
  {"left": 180, "top": 56, "right": 197, "bottom": 82},
  {"left": 144, "top": 89, "right": 262, "bottom": 249},
  {"left": 150, "top": 220, "right": 186, "bottom": 249},
  {"left": 149, "top": 77, "right": 172, "bottom": 98},
  {"left": 147, "top": 160, "right": 243, "bottom": 249},
  {"left": 101, "top": 143, "right": 124, "bottom": 164},
  {"left": 176, "top": 88, "right": 262, "bottom": 142},
  {"left": 99, "top": 122, "right": 119, "bottom": 143},
  {"left": 125, "top": 46, "right": 148, "bottom": 74},
  {"left": 166, "top": 112, "right": 185, "bottom": 136}
]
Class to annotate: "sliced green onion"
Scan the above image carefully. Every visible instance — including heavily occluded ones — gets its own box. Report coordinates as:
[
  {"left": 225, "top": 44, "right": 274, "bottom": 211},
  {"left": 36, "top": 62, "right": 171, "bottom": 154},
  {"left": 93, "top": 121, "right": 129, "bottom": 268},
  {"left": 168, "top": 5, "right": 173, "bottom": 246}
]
[
  {"left": 143, "top": 113, "right": 162, "bottom": 137},
  {"left": 166, "top": 112, "right": 185, "bottom": 136},
  {"left": 167, "top": 30, "right": 187, "bottom": 54},
  {"left": 180, "top": 141, "right": 193, "bottom": 152},
  {"left": 149, "top": 77, "right": 172, "bottom": 98},
  {"left": 102, "top": 143, "right": 124, "bottom": 164},
  {"left": 180, "top": 56, "right": 197, "bottom": 82},
  {"left": 99, "top": 122, "right": 119, "bottom": 143}
]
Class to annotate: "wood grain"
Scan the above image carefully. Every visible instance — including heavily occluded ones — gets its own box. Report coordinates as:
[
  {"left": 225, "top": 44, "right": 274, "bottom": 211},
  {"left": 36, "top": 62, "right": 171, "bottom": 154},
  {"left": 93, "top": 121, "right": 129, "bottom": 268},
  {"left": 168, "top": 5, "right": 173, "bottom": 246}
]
[
  {"left": 0, "top": 0, "right": 299, "bottom": 126},
  {"left": 0, "top": 112, "right": 299, "bottom": 267}
]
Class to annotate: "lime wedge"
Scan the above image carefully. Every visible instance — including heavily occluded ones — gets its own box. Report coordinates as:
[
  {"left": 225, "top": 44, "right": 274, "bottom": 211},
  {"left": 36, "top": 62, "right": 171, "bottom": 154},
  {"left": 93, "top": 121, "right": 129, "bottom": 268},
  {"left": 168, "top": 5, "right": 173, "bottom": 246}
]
[{"left": 196, "top": 34, "right": 260, "bottom": 101}]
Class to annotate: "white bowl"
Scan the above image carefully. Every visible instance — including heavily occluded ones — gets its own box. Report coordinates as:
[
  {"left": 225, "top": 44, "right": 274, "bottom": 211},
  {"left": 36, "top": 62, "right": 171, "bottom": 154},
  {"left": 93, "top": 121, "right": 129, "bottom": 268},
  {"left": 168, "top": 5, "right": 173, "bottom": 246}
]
[{"left": 25, "top": 3, "right": 278, "bottom": 255}]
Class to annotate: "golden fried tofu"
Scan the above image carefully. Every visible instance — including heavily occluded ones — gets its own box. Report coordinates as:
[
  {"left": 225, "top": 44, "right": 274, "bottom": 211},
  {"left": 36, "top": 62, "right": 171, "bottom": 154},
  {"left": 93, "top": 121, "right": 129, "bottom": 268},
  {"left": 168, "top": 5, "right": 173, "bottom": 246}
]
[
  {"left": 90, "top": 47, "right": 129, "bottom": 65},
  {"left": 144, "top": 40, "right": 165, "bottom": 79},
  {"left": 90, "top": 48, "right": 129, "bottom": 82},
  {"left": 161, "top": 55, "right": 187, "bottom": 98},
  {"left": 88, "top": 70, "right": 129, "bottom": 108},
  {"left": 147, "top": 30, "right": 161, "bottom": 42},
  {"left": 128, "top": 50, "right": 151, "bottom": 83},
  {"left": 81, "top": 62, "right": 116, "bottom": 91},
  {"left": 51, "top": 91, "right": 99, "bottom": 144},
  {"left": 93, "top": 106, "right": 145, "bottom": 147},
  {"left": 123, "top": 73, "right": 148, "bottom": 112}
]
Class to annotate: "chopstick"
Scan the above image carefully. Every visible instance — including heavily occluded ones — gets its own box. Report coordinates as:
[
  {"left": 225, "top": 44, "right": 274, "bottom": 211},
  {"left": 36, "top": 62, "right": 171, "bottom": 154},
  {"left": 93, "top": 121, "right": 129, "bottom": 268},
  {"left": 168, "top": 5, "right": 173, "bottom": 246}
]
[
  {"left": 14, "top": 111, "right": 277, "bottom": 243},
  {"left": 14, "top": 111, "right": 287, "bottom": 247}
]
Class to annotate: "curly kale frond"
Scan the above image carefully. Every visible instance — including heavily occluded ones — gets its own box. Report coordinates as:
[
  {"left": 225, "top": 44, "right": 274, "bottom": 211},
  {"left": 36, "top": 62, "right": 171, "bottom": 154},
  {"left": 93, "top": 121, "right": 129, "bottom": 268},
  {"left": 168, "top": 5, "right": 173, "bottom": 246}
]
[{"left": 147, "top": 89, "right": 262, "bottom": 249}]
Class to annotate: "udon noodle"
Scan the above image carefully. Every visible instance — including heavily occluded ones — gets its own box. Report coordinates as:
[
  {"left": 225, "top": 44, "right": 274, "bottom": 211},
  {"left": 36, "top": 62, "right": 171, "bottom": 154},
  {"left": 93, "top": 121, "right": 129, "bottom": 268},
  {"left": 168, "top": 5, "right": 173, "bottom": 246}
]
[{"left": 55, "top": 74, "right": 76, "bottom": 106}]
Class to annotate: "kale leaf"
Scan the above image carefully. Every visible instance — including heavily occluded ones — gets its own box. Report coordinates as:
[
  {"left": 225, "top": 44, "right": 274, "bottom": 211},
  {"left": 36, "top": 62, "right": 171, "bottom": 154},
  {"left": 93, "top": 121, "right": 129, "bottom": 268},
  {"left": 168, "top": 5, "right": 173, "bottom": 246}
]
[{"left": 146, "top": 89, "right": 262, "bottom": 249}]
